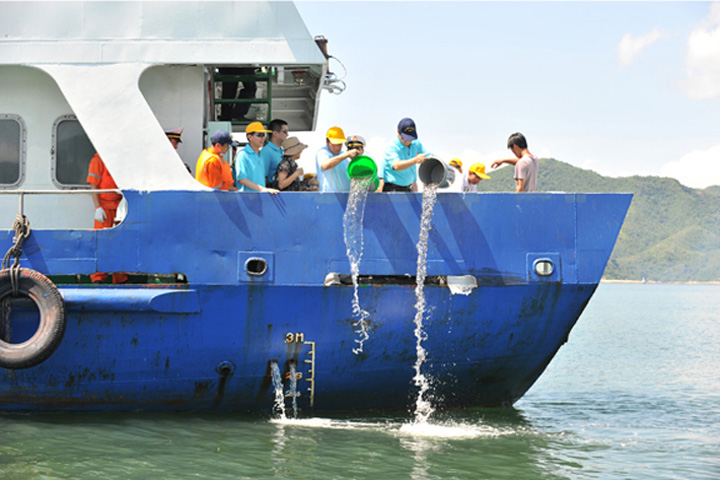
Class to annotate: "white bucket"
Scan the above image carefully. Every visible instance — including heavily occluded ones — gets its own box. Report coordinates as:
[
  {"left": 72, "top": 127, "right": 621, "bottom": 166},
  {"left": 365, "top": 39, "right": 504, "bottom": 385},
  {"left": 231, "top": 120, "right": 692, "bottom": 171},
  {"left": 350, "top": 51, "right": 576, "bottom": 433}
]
[{"left": 418, "top": 157, "right": 456, "bottom": 188}]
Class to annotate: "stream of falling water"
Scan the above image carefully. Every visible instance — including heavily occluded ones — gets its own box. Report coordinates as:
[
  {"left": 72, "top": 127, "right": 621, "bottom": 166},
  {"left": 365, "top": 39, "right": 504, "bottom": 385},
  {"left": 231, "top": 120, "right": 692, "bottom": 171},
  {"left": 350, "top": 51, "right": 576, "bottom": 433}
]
[
  {"left": 343, "top": 177, "right": 373, "bottom": 354},
  {"left": 270, "top": 361, "right": 287, "bottom": 420},
  {"left": 288, "top": 361, "right": 298, "bottom": 419},
  {"left": 412, "top": 185, "right": 438, "bottom": 424}
]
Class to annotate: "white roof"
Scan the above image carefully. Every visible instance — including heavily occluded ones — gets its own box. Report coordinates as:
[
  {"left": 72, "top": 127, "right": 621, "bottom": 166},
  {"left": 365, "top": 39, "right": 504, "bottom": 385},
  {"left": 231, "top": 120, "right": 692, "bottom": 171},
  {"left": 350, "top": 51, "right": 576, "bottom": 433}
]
[
  {"left": 0, "top": 1, "right": 326, "bottom": 66},
  {"left": 0, "top": 1, "right": 327, "bottom": 191}
]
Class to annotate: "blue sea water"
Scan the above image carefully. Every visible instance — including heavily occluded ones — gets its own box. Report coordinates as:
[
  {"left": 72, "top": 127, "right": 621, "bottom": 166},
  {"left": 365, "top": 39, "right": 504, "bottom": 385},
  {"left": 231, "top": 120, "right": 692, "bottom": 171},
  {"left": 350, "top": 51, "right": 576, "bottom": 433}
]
[{"left": 0, "top": 284, "right": 718, "bottom": 479}]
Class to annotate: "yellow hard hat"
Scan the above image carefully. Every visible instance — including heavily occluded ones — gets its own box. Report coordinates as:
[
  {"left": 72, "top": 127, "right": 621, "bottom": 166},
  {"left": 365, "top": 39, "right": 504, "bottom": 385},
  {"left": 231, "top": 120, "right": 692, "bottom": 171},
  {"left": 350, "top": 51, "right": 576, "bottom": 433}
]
[
  {"left": 326, "top": 126, "right": 346, "bottom": 145},
  {"left": 469, "top": 162, "right": 490, "bottom": 179},
  {"left": 245, "top": 122, "right": 272, "bottom": 134}
]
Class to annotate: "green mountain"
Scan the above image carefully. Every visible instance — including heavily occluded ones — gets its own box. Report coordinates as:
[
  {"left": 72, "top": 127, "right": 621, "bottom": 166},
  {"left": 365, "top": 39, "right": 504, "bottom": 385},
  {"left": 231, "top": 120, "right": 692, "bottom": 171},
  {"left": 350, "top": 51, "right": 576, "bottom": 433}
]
[{"left": 476, "top": 158, "right": 720, "bottom": 282}]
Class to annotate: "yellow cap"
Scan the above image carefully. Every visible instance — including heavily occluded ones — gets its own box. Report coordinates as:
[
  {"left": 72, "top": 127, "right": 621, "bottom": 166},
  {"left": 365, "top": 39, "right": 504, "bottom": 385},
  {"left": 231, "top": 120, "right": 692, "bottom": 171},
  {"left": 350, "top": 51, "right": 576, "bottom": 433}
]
[
  {"left": 245, "top": 122, "right": 272, "bottom": 134},
  {"left": 469, "top": 162, "right": 490, "bottom": 179},
  {"left": 326, "top": 126, "right": 346, "bottom": 145},
  {"left": 449, "top": 158, "right": 462, "bottom": 168}
]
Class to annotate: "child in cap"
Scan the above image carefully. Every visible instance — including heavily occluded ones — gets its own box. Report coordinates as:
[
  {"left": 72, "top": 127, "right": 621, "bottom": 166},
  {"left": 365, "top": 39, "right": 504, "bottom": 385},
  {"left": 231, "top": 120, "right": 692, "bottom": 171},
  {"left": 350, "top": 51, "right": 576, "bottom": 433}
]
[{"left": 465, "top": 162, "right": 490, "bottom": 192}]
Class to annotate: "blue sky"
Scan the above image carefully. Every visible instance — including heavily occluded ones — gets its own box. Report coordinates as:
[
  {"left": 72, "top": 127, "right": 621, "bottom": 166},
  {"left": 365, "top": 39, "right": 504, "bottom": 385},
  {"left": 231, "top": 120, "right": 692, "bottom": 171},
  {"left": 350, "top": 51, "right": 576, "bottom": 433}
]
[{"left": 293, "top": 1, "right": 720, "bottom": 189}]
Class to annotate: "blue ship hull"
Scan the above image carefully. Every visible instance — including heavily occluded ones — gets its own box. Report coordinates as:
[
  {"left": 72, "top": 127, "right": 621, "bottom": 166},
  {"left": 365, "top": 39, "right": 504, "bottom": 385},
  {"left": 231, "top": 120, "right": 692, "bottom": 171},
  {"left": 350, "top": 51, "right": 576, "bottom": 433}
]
[{"left": 0, "top": 191, "right": 631, "bottom": 412}]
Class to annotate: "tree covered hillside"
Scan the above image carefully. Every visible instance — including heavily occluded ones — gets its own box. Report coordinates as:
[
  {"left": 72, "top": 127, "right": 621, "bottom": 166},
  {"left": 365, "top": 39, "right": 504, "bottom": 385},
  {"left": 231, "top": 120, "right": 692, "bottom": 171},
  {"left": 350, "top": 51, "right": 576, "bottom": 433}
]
[{"left": 476, "top": 158, "right": 720, "bottom": 282}]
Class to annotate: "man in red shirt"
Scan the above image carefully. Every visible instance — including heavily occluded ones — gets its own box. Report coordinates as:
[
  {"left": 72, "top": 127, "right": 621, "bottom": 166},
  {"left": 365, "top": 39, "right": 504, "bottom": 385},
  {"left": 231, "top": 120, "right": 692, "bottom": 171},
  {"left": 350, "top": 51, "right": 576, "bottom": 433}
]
[
  {"left": 195, "top": 130, "right": 239, "bottom": 191},
  {"left": 87, "top": 153, "right": 123, "bottom": 229},
  {"left": 86, "top": 153, "right": 127, "bottom": 283}
]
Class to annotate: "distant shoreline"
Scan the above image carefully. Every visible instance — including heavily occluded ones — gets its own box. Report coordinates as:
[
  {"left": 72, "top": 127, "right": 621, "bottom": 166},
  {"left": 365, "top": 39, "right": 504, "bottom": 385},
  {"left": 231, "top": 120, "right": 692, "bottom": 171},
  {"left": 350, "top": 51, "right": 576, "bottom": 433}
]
[{"left": 601, "top": 279, "right": 720, "bottom": 285}]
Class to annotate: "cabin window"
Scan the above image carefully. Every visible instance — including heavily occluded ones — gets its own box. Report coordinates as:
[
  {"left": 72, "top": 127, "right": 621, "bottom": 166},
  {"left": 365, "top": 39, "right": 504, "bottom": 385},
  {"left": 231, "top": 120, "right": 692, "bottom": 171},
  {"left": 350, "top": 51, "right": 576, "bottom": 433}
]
[
  {"left": 0, "top": 114, "right": 25, "bottom": 188},
  {"left": 52, "top": 116, "right": 96, "bottom": 188}
]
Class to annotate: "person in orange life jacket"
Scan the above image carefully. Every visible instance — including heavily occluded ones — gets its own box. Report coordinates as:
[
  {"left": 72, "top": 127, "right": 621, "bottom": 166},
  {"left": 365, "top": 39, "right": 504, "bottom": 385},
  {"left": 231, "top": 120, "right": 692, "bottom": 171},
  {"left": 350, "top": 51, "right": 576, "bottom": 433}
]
[
  {"left": 86, "top": 153, "right": 127, "bottom": 284},
  {"left": 195, "top": 130, "right": 239, "bottom": 191}
]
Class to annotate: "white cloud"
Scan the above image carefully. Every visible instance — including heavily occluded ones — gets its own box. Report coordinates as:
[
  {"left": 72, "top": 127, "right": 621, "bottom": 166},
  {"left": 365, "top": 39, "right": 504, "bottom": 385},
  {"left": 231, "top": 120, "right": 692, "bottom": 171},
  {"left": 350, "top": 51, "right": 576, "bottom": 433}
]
[
  {"left": 680, "top": 2, "right": 720, "bottom": 101},
  {"left": 660, "top": 143, "right": 720, "bottom": 189},
  {"left": 618, "top": 28, "right": 664, "bottom": 67}
]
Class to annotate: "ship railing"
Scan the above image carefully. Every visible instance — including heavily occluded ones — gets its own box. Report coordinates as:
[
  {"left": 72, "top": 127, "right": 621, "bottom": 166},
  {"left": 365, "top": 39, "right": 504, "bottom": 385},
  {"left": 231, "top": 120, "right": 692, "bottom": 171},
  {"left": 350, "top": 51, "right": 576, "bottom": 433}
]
[{"left": 0, "top": 189, "right": 121, "bottom": 217}]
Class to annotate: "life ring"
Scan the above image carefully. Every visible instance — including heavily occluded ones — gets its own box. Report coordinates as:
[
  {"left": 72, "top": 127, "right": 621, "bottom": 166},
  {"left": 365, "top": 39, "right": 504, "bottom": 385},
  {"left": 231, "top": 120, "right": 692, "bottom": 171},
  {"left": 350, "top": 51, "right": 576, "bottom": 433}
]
[{"left": 0, "top": 268, "right": 65, "bottom": 369}]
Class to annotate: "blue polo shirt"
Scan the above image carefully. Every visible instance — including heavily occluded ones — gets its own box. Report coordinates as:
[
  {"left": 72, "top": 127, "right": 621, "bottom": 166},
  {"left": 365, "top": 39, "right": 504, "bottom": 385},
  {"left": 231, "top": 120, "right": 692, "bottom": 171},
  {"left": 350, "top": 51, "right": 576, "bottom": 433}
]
[
  {"left": 235, "top": 146, "right": 266, "bottom": 191},
  {"left": 260, "top": 141, "right": 283, "bottom": 181},
  {"left": 315, "top": 145, "right": 351, "bottom": 192},
  {"left": 381, "top": 138, "right": 427, "bottom": 187}
]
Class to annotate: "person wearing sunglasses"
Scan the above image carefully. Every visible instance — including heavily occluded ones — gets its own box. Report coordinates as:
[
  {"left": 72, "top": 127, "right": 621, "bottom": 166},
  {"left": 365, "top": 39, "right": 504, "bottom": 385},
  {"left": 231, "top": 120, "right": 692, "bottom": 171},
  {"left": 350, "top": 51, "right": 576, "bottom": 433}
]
[
  {"left": 260, "top": 118, "right": 289, "bottom": 186},
  {"left": 235, "top": 122, "right": 279, "bottom": 193}
]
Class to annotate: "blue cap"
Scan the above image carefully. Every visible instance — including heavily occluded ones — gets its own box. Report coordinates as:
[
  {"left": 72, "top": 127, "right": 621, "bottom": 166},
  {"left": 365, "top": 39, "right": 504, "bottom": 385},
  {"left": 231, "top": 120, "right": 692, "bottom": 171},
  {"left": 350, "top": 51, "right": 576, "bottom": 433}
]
[
  {"left": 210, "top": 130, "right": 239, "bottom": 147},
  {"left": 398, "top": 117, "right": 418, "bottom": 142}
]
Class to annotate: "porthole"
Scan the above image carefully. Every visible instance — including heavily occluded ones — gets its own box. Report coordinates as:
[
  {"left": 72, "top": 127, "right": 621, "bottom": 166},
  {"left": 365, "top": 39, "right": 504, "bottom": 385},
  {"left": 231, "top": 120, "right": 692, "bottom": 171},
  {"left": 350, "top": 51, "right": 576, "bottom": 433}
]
[
  {"left": 0, "top": 114, "right": 26, "bottom": 188},
  {"left": 52, "top": 116, "right": 96, "bottom": 188},
  {"left": 533, "top": 259, "right": 554, "bottom": 277}
]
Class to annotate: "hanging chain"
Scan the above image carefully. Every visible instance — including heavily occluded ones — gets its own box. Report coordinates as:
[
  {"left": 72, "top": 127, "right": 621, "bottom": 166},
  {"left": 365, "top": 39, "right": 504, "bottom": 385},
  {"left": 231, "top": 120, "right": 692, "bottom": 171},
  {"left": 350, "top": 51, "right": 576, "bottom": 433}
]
[{"left": 2, "top": 213, "right": 31, "bottom": 297}]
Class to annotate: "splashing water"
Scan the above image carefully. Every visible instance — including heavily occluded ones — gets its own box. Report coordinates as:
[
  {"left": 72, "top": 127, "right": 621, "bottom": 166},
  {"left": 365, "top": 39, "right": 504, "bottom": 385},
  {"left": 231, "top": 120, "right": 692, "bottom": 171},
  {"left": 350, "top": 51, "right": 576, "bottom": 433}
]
[
  {"left": 343, "top": 177, "right": 374, "bottom": 354},
  {"left": 268, "top": 416, "right": 509, "bottom": 438},
  {"left": 270, "top": 361, "right": 286, "bottom": 420},
  {"left": 288, "top": 361, "right": 298, "bottom": 419},
  {"left": 412, "top": 185, "right": 438, "bottom": 424}
]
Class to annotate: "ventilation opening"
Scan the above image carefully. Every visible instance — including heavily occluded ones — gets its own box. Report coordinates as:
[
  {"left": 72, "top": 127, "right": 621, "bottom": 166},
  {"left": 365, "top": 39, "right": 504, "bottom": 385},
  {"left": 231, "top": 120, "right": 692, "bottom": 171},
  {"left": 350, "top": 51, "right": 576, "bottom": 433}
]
[
  {"left": 47, "top": 273, "right": 189, "bottom": 285},
  {"left": 246, "top": 258, "right": 268, "bottom": 276}
]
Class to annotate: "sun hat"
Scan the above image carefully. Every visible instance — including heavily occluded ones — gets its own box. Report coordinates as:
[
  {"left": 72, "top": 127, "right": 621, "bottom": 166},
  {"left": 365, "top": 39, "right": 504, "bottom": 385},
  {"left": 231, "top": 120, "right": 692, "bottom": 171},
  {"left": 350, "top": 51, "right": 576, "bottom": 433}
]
[
  {"left": 282, "top": 136, "right": 308, "bottom": 157},
  {"left": 398, "top": 118, "right": 418, "bottom": 142},
  {"left": 469, "top": 162, "right": 491, "bottom": 179},
  {"left": 326, "top": 126, "right": 346, "bottom": 145},
  {"left": 245, "top": 121, "right": 272, "bottom": 134}
]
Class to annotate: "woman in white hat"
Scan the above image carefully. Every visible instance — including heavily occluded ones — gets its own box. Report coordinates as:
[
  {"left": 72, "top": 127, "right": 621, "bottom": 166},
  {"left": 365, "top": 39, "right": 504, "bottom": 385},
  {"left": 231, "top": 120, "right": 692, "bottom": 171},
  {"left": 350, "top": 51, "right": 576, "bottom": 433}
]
[{"left": 273, "top": 136, "right": 309, "bottom": 191}]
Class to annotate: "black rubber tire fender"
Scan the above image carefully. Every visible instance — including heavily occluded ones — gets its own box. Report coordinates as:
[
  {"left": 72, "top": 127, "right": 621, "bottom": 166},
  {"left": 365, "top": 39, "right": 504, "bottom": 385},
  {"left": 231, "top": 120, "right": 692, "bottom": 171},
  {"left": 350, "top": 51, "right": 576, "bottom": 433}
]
[{"left": 0, "top": 268, "right": 66, "bottom": 369}]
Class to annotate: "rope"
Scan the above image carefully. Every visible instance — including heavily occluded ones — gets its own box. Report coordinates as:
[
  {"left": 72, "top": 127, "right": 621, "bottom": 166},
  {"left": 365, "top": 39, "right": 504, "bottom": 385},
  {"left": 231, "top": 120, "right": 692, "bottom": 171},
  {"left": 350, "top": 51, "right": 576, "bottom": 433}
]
[{"left": 2, "top": 214, "right": 31, "bottom": 297}]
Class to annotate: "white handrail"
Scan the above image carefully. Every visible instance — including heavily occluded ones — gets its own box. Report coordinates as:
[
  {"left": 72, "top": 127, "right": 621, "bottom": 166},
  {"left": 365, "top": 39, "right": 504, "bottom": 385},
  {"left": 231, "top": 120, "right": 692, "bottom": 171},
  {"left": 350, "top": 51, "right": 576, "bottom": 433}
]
[
  {"left": 0, "top": 189, "right": 121, "bottom": 195},
  {"left": 0, "top": 190, "right": 122, "bottom": 217}
]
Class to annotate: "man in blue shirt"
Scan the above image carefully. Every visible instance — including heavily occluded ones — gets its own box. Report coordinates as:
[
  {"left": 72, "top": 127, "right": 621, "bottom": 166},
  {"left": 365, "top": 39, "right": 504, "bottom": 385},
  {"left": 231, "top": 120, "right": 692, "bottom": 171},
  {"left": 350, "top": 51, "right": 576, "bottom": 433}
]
[
  {"left": 260, "top": 118, "right": 288, "bottom": 185},
  {"left": 315, "top": 126, "right": 358, "bottom": 192},
  {"left": 235, "top": 122, "right": 279, "bottom": 193},
  {"left": 381, "top": 118, "right": 428, "bottom": 192}
]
